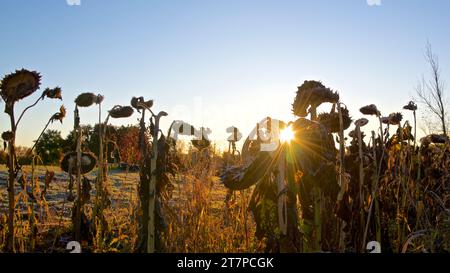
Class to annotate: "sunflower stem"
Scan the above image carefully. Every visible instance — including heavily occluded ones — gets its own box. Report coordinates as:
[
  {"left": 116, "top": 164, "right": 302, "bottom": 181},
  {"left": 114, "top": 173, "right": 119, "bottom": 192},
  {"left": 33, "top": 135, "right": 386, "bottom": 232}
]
[
  {"left": 6, "top": 109, "right": 17, "bottom": 252},
  {"left": 15, "top": 95, "right": 43, "bottom": 128}
]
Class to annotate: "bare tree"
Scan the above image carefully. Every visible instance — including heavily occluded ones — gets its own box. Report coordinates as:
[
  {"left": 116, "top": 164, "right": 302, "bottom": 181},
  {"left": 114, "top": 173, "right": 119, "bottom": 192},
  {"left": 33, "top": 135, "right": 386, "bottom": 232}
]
[{"left": 415, "top": 41, "right": 448, "bottom": 136}]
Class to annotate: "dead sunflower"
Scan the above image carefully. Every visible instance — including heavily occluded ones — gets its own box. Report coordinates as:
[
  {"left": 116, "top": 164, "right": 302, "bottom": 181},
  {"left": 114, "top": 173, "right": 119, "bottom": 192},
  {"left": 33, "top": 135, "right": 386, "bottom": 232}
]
[
  {"left": 317, "top": 106, "right": 352, "bottom": 133},
  {"left": 421, "top": 134, "right": 448, "bottom": 146},
  {"left": 360, "top": 104, "right": 380, "bottom": 116},
  {"left": 348, "top": 129, "right": 365, "bottom": 140},
  {"left": 50, "top": 105, "right": 66, "bottom": 123},
  {"left": 1, "top": 131, "right": 14, "bottom": 142},
  {"left": 292, "top": 80, "right": 339, "bottom": 117},
  {"left": 75, "top": 92, "right": 103, "bottom": 107},
  {"left": 131, "top": 96, "right": 153, "bottom": 112},
  {"left": 60, "top": 152, "right": 97, "bottom": 175},
  {"left": 0, "top": 69, "right": 41, "bottom": 104},
  {"left": 109, "top": 105, "right": 134, "bottom": 119},
  {"left": 191, "top": 139, "right": 211, "bottom": 150},
  {"left": 355, "top": 118, "right": 369, "bottom": 127},
  {"left": 382, "top": 112, "right": 403, "bottom": 125},
  {"left": 403, "top": 101, "right": 417, "bottom": 111},
  {"left": 43, "top": 87, "right": 62, "bottom": 100}
]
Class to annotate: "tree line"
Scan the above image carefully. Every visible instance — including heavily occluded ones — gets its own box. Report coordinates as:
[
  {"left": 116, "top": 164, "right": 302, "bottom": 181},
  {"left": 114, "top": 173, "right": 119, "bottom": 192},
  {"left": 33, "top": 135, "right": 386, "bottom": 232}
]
[{"left": 0, "top": 124, "right": 140, "bottom": 166}]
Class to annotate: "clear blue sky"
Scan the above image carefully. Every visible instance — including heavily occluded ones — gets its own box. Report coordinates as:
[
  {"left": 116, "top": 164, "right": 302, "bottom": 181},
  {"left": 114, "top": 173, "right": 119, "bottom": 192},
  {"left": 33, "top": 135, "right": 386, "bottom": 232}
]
[{"left": 1, "top": 0, "right": 449, "bottom": 149}]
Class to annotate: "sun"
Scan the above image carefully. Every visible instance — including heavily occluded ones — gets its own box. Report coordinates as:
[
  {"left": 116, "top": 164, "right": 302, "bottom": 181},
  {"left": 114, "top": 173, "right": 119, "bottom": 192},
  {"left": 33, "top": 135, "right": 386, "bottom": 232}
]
[{"left": 279, "top": 125, "right": 295, "bottom": 143}]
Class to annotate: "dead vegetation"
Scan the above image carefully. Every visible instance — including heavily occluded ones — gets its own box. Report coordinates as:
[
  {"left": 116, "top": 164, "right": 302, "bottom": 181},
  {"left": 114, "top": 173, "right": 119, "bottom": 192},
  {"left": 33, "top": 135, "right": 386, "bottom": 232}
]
[{"left": 0, "top": 70, "right": 448, "bottom": 253}]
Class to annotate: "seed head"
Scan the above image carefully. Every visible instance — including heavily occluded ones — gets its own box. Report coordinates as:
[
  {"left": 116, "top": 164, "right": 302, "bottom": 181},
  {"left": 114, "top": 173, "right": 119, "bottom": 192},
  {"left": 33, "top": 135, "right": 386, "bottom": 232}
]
[
  {"left": 75, "top": 92, "right": 103, "bottom": 107},
  {"left": 381, "top": 112, "right": 403, "bottom": 125},
  {"left": 292, "top": 80, "right": 339, "bottom": 117},
  {"left": 43, "top": 87, "right": 63, "bottom": 100},
  {"left": 360, "top": 104, "right": 380, "bottom": 116},
  {"left": 109, "top": 105, "right": 134, "bottom": 119},
  {"left": 355, "top": 118, "right": 369, "bottom": 127},
  {"left": 403, "top": 101, "right": 417, "bottom": 111},
  {"left": 0, "top": 69, "right": 41, "bottom": 104},
  {"left": 50, "top": 105, "right": 67, "bottom": 123},
  {"left": 61, "top": 152, "right": 97, "bottom": 175},
  {"left": 1, "top": 131, "right": 14, "bottom": 142},
  {"left": 317, "top": 106, "right": 352, "bottom": 133},
  {"left": 131, "top": 96, "right": 153, "bottom": 112}
]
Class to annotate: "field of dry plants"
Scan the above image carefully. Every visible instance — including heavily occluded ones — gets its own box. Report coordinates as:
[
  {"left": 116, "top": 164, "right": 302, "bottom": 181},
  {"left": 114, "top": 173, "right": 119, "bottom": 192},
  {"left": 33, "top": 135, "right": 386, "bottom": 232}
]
[
  {"left": 0, "top": 69, "right": 448, "bottom": 253},
  {"left": 0, "top": 158, "right": 257, "bottom": 253}
]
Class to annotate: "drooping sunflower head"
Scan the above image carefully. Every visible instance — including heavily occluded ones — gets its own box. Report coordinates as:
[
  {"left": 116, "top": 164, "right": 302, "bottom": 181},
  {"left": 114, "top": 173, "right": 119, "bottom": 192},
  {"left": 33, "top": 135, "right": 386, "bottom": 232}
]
[
  {"left": 317, "top": 106, "right": 352, "bottom": 133},
  {"left": 312, "top": 87, "right": 340, "bottom": 105},
  {"left": 75, "top": 92, "right": 97, "bottom": 107},
  {"left": 348, "top": 129, "right": 366, "bottom": 140},
  {"left": 403, "top": 101, "right": 417, "bottom": 111},
  {"left": 191, "top": 127, "right": 211, "bottom": 150},
  {"left": 43, "top": 87, "right": 63, "bottom": 100},
  {"left": 292, "top": 80, "right": 339, "bottom": 117},
  {"left": 382, "top": 112, "right": 403, "bottom": 125},
  {"left": 355, "top": 118, "right": 369, "bottom": 127},
  {"left": 60, "top": 151, "right": 97, "bottom": 175},
  {"left": 191, "top": 139, "right": 211, "bottom": 150},
  {"left": 50, "top": 105, "right": 67, "bottom": 124},
  {"left": 0, "top": 69, "right": 41, "bottom": 103},
  {"left": 75, "top": 92, "right": 103, "bottom": 107},
  {"left": 109, "top": 105, "right": 134, "bottom": 119},
  {"left": 131, "top": 96, "right": 153, "bottom": 112},
  {"left": 360, "top": 104, "right": 380, "bottom": 116},
  {"left": 1, "top": 131, "right": 14, "bottom": 142}
]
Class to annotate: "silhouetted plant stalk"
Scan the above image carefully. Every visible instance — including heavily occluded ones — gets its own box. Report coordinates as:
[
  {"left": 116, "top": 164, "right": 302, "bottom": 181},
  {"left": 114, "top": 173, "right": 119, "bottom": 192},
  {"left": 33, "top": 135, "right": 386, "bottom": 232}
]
[
  {"left": 148, "top": 110, "right": 168, "bottom": 253},
  {"left": 74, "top": 106, "right": 82, "bottom": 241},
  {"left": 397, "top": 121, "right": 408, "bottom": 251},
  {"left": 73, "top": 92, "right": 103, "bottom": 241},
  {"left": 131, "top": 97, "right": 156, "bottom": 252},
  {"left": 362, "top": 130, "right": 382, "bottom": 251},
  {"left": 355, "top": 118, "right": 368, "bottom": 252},
  {"left": 336, "top": 103, "right": 347, "bottom": 252},
  {"left": 28, "top": 106, "right": 66, "bottom": 156},
  {"left": 0, "top": 70, "right": 62, "bottom": 252},
  {"left": 94, "top": 97, "right": 105, "bottom": 250},
  {"left": 94, "top": 104, "right": 134, "bottom": 250},
  {"left": 403, "top": 101, "right": 418, "bottom": 147},
  {"left": 308, "top": 106, "right": 322, "bottom": 251},
  {"left": 28, "top": 155, "right": 43, "bottom": 251},
  {"left": 359, "top": 104, "right": 385, "bottom": 251},
  {"left": 135, "top": 102, "right": 149, "bottom": 252}
]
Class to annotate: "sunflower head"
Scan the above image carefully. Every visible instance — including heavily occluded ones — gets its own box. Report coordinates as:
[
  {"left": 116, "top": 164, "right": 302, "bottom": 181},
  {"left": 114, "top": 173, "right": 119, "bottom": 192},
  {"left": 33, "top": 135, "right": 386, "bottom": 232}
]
[
  {"left": 0, "top": 69, "right": 41, "bottom": 104},
  {"left": 388, "top": 112, "right": 403, "bottom": 125},
  {"left": 43, "top": 87, "right": 63, "bottom": 100},
  {"left": 109, "top": 105, "right": 134, "bottom": 119},
  {"left": 403, "top": 101, "right": 417, "bottom": 111},
  {"left": 61, "top": 151, "right": 97, "bottom": 175},
  {"left": 75, "top": 92, "right": 103, "bottom": 107},
  {"left": 292, "top": 80, "right": 339, "bottom": 117},
  {"left": 360, "top": 104, "right": 380, "bottom": 116},
  {"left": 381, "top": 112, "right": 403, "bottom": 125},
  {"left": 317, "top": 106, "right": 352, "bottom": 133},
  {"left": 348, "top": 129, "right": 365, "bottom": 140},
  {"left": 191, "top": 139, "right": 211, "bottom": 150},
  {"left": 131, "top": 96, "right": 153, "bottom": 112},
  {"left": 1, "top": 131, "right": 14, "bottom": 142},
  {"left": 50, "top": 105, "right": 67, "bottom": 124},
  {"left": 355, "top": 118, "right": 369, "bottom": 127},
  {"left": 191, "top": 127, "right": 211, "bottom": 150}
]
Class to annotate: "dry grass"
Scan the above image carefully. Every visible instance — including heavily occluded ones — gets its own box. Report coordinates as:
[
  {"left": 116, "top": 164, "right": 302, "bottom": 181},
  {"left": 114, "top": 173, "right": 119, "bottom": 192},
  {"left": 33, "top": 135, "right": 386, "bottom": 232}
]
[{"left": 0, "top": 152, "right": 261, "bottom": 253}]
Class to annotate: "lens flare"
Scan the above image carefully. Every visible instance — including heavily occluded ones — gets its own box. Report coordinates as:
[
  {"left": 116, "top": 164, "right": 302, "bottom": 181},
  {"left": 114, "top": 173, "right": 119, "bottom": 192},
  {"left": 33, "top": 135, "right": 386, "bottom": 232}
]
[{"left": 279, "top": 125, "right": 294, "bottom": 143}]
